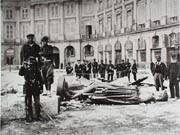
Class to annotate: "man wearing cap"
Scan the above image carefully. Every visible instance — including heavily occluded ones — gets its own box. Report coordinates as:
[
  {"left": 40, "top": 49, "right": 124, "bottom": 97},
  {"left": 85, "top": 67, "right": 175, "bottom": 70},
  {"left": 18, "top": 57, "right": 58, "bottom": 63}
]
[
  {"left": 167, "top": 54, "right": 180, "bottom": 99},
  {"left": 99, "top": 60, "right": 106, "bottom": 79},
  {"left": 20, "top": 34, "right": 43, "bottom": 122},
  {"left": 39, "top": 36, "right": 54, "bottom": 97},
  {"left": 107, "top": 60, "right": 114, "bottom": 81},
  {"left": 125, "top": 59, "right": 131, "bottom": 82},
  {"left": 153, "top": 55, "right": 167, "bottom": 91},
  {"left": 92, "top": 58, "right": 99, "bottom": 78},
  {"left": 75, "top": 60, "right": 82, "bottom": 78}
]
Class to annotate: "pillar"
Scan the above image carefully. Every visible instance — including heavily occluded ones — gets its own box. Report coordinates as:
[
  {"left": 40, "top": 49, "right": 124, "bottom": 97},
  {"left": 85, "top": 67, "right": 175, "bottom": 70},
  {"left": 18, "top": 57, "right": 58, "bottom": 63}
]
[
  {"left": 15, "top": 6, "right": 20, "bottom": 43},
  {"left": 75, "top": 2, "right": 80, "bottom": 39},
  {"left": 45, "top": 4, "right": 49, "bottom": 36},
  {"left": 59, "top": 2, "right": 64, "bottom": 40}
]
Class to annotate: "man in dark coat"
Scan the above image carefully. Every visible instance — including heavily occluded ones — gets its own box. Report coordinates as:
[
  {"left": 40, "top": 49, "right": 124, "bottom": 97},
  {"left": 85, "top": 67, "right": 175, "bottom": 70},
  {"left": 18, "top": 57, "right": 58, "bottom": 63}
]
[
  {"left": 19, "top": 34, "right": 43, "bottom": 122},
  {"left": 66, "top": 62, "right": 73, "bottom": 75},
  {"left": 152, "top": 55, "right": 167, "bottom": 91},
  {"left": 115, "top": 60, "right": 123, "bottom": 78},
  {"left": 132, "top": 59, "right": 137, "bottom": 81},
  {"left": 99, "top": 60, "right": 106, "bottom": 79},
  {"left": 121, "top": 60, "right": 126, "bottom": 77},
  {"left": 92, "top": 59, "right": 99, "bottom": 78},
  {"left": 75, "top": 60, "right": 82, "bottom": 79},
  {"left": 39, "top": 36, "right": 54, "bottom": 97},
  {"left": 167, "top": 54, "right": 180, "bottom": 99},
  {"left": 125, "top": 59, "right": 131, "bottom": 82},
  {"left": 107, "top": 60, "right": 114, "bottom": 81}
]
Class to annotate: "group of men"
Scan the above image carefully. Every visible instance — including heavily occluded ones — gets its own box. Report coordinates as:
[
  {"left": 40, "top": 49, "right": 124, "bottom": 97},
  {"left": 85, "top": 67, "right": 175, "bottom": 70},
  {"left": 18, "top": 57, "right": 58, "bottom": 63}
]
[
  {"left": 69, "top": 58, "right": 137, "bottom": 82},
  {"left": 151, "top": 55, "right": 180, "bottom": 99},
  {"left": 19, "top": 34, "right": 54, "bottom": 122}
]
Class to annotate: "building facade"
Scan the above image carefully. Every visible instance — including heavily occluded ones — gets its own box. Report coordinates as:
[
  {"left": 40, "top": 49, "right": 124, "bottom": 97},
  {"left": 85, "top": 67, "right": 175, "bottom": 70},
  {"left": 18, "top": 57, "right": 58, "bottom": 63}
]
[{"left": 1, "top": 0, "right": 180, "bottom": 69}]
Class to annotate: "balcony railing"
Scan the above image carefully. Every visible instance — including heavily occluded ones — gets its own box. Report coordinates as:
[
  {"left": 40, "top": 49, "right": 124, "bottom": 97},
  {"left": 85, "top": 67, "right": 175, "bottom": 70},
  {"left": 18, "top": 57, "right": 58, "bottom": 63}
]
[{"left": 81, "top": 34, "right": 96, "bottom": 40}]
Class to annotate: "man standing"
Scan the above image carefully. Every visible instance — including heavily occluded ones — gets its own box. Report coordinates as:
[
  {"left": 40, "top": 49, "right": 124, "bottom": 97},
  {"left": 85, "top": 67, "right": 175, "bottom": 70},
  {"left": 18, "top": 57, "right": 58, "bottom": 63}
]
[
  {"left": 125, "top": 59, "right": 131, "bottom": 82},
  {"left": 153, "top": 55, "right": 167, "bottom": 91},
  {"left": 20, "top": 34, "right": 43, "bottom": 122},
  {"left": 121, "top": 60, "right": 126, "bottom": 77},
  {"left": 92, "top": 59, "right": 99, "bottom": 78},
  {"left": 99, "top": 60, "right": 106, "bottom": 79},
  {"left": 107, "top": 60, "right": 114, "bottom": 81},
  {"left": 115, "top": 60, "right": 123, "bottom": 78},
  {"left": 66, "top": 62, "right": 73, "bottom": 75},
  {"left": 132, "top": 59, "right": 137, "bottom": 81},
  {"left": 40, "top": 36, "right": 54, "bottom": 97},
  {"left": 167, "top": 54, "right": 180, "bottom": 99},
  {"left": 75, "top": 60, "right": 82, "bottom": 79},
  {"left": 83, "top": 60, "right": 91, "bottom": 80}
]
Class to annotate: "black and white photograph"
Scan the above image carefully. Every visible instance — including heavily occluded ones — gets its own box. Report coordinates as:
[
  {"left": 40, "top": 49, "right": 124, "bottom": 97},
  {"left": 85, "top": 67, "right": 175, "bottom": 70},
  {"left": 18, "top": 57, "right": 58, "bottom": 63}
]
[{"left": 1, "top": 0, "right": 180, "bottom": 134}]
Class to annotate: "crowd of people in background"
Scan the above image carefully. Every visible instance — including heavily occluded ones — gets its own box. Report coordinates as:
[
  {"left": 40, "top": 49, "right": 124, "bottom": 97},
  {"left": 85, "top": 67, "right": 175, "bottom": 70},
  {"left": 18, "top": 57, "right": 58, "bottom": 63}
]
[{"left": 66, "top": 58, "right": 137, "bottom": 82}]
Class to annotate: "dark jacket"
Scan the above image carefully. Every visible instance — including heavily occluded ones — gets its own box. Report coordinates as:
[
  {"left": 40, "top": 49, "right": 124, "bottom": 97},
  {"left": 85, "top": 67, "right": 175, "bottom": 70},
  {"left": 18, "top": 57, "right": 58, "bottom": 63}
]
[
  {"left": 20, "top": 43, "right": 41, "bottom": 66},
  {"left": 132, "top": 63, "right": 137, "bottom": 73},
  {"left": 107, "top": 64, "right": 114, "bottom": 73},
  {"left": 99, "top": 63, "right": 106, "bottom": 74},
  {"left": 39, "top": 44, "right": 53, "bottom": 61},
  {"left": 167, "top": 63, "right": 180, "bottom": 83},
  {"left": 153, "top": 62, "right": 167, "bottom": 77},
  {"left": 92, "top": 61, "right": 99, "bottom": 73}
]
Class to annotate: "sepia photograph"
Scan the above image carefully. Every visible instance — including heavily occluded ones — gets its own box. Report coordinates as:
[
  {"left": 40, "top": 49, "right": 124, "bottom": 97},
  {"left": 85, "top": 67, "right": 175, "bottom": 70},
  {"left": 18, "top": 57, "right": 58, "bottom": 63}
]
[{"left": 1, "top": 0, "right": 180, "bottom": 134}]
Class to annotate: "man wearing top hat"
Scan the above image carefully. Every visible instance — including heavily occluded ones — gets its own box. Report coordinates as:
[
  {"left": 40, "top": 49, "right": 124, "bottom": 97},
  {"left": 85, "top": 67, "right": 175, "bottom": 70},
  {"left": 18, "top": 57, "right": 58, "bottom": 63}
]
[
  {"left": 19, "top": 34, "right": 43, "bottom": 122},
  {"left": 152, "top": 55, "right": 167, "bottom": 91},
  {"left": 39, "top": 36, "right": 54, "bottom": 97}
]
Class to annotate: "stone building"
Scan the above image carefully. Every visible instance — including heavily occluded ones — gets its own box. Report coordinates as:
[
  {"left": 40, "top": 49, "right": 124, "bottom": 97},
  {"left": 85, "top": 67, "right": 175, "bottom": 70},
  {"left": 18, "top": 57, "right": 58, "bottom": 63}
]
[{"left": 1, "top": 0, "right": 180, "bottom": 69}]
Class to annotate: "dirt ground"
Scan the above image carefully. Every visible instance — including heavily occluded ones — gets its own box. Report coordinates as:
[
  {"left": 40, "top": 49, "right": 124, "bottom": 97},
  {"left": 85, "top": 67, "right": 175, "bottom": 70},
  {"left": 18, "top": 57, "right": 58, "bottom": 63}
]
[{"left": 1, "top": 70, "right": 180, "bottom": 135}]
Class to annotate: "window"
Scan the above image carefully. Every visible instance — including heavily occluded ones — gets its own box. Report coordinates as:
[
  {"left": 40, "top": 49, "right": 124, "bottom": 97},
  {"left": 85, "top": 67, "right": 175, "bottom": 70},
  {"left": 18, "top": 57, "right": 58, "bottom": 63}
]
[
  {"left": 66, "top": 46, "right": 75, "bottom": 57},
  {"left": 169, "top": 33, "right": 178, "bottom": 47},
  {"left": 116, "top": 13, "right": 122, "bottom": 31},
  {"left": 99, "top": 0, "right": 103, "bottom": 11},
  {"left": 127, "top": 9, "right": 132, "bottom": 27},
  {"left": 50, "top": 4, "right": 59, "bottom": 17},
  {"left": 152, "top": 36, "right": 159, "bottom": 48},
  {"left": 107, "top": 0, "right": 112, "bottom": 8},
  {"left": 99, "top": 19, "right": 103, "bottom": 34},
  {"left": 170, "top": 16, "right": 178, "bottom": 23},
  {"left": 36, "top": 6, "right": 44, "bottom": 18},
  {"left": 71, "top": 4, "right": 73, "bottom": 13},
  {"left": 67, "top": 5, "right": 70, "bottom": 14},
  {"left": 84, "top": 45, "right": 94, "bottom": 56},
  {"left": 137, "top": 0, "right": 146, "bottom": 25},
  {"left": 6, "top": 9, "right": 13, "bottom": 19},
  {"left": 140, "top": 51, "right": 146, "bottom": 62},
  {"left": 107, "top": 17, "right": 112, "bottom": 33},
  {"left": 22, "top": 8, "right": 29, "bottom": 19},
  {"left": 6, "top": 25, "right": 13, "bottom": 39},
  {"left": 153, "top": 20, "right": 160, "bottom": 26}
]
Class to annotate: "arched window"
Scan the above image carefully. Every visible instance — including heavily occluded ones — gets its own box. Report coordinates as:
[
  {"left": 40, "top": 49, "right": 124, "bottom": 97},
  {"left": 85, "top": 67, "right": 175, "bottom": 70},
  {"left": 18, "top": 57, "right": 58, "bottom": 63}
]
[
  {"left": 169, "top": 32, "right": 178, "bottom": 47},
  {"left": 152, "top": 35, "right": 159, "bottom": 48},
  {"left": 105, "top": 43, "right": 112, "bottom": 64},
  {"left": 65, "top": 46, "right": 75, "bottom": 57},
  {"left": 125, "top": 39, "right": 133, "bottom": 60},
  {"left": 84, "top": 45, "right": 94, "bottom": 56}
]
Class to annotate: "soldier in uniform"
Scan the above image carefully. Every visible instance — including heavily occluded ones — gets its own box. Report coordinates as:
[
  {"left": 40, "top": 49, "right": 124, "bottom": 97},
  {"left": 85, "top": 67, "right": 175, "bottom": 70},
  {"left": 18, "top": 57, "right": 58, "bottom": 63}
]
[
  {"left": 152, "top": 55, "right": 167, "bottom": 91},
  {"left": 125, "top": 59, "right": 131, "bottom": 82},
  {"left": 39, "top": 36, "right": 54, "bottom": 97},
  {"left": 107, "top": 60, "right": 114, "bottom": 81},
  {"left": 132, "top": 59, "right": 137, "bottom": 81},
  {"left": 167, "top": 54, "right": 180, "bottom": 99},
  {"left": 121, "top": 60, "right": 126, "bottom": 77},
  {"left": 19, "top": 34, "right": 43, "bottom": 122},
  {"left": 66, "top": 62, "right": 73, "bottom": 75},
  {"left": 115, "top": 60, "right": 123, "bottom": 78},
  {"left": 75, "top": 60, "right": 82, "bottom": 79},
  {"left": 99, "top": 60, "right": 106, "bottom": 79},
  {"left": 92, "top": 59, "right": 99, "bottom": 78}
]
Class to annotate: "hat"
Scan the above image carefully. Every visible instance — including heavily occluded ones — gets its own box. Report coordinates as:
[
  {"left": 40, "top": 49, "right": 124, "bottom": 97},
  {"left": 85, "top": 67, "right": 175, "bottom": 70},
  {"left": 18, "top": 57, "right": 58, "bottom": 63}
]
[
  {"left": 26, "top": 34, "right": 34, "bottom": 38},
  {"left": 77, "top": 60, "right": 80, "bottom": 61},
  {"left": 41, "top": 36, "right": 49, "bottom": 42}
]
